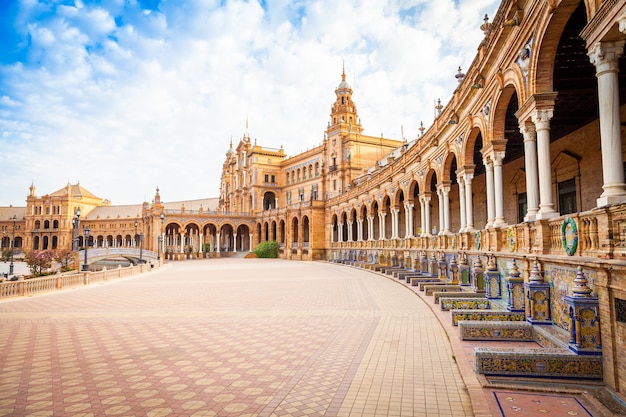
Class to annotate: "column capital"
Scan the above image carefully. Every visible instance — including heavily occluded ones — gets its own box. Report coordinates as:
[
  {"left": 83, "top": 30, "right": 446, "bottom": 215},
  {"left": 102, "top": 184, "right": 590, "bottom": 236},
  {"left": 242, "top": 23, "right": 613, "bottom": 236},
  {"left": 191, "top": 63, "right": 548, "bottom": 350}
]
[
  {"left": 531, "top": 109, "right": 553, "bottom": 129},
  {"left": 519, "top": 121, "right": 537, "bottom": 140},
  {"left": 492, "top": 151, "right": 506, "bottom": 165},
  {"left": 588, "top": 41, "right": 625, "bottom": 74}
]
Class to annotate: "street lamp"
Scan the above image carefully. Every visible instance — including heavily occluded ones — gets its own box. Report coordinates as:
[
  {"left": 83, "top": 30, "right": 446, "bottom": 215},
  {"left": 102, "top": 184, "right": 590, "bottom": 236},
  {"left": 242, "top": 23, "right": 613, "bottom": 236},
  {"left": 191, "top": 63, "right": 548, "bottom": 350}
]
[
  {"left": 139, "top": 232, "right": 143, "bottom": 263},
  {"left": 134, "top": 221, "right": 138, "bottom": 249},
  {"left": 72, "top": 208, "right": 81, "bottom": 251},
  {"left": 9, "top": 214, "right": 16, "bottom": 276},
  {"left": 158, "top": 213, "right": 164, "bottom": 261},
  {"left": 82, "top": 226, "right": 90, "bottom": 271}
]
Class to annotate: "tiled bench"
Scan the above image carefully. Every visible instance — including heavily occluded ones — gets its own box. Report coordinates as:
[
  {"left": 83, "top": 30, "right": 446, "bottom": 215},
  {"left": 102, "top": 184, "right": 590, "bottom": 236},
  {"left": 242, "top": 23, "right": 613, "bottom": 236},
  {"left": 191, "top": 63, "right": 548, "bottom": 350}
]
[
  {"left": 451, "top": 309, "right": 526, "bottom": 326},
  {"left": 459, "top": 321, "right": 533, "bottom": 341},
  {"left": 439, "top": 295, "right": 490, "bottom": 308},
  {"left": 474, "top": 346, "right": 603, "bottom": 379},
  {"left": 423, "top": 284, "right": 462, "bottom": 296}
]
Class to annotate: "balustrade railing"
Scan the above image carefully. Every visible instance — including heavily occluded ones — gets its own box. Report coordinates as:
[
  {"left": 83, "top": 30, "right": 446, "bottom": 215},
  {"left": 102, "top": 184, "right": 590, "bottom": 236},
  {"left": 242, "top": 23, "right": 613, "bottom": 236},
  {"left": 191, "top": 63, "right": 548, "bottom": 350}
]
[
  {"left": 0, "top": 263, "right": 158, "bottom": 299},
  {"left": 328, "top": 204, "right": 626, "bottom": 260}
]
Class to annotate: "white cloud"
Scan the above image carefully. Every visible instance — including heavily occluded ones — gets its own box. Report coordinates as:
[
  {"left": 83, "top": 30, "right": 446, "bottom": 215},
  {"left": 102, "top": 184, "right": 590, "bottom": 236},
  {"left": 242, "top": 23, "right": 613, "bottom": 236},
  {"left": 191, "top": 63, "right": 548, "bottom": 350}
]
[{"left": 0, "top": 0, "right": 500, "bottom": 206}]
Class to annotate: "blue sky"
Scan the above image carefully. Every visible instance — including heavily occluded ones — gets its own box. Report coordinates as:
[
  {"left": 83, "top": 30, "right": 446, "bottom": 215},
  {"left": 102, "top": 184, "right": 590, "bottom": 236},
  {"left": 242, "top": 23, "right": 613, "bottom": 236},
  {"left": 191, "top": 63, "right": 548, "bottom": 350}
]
[{"left": 0, "top": 0, "right": 500, "bottom": 206}]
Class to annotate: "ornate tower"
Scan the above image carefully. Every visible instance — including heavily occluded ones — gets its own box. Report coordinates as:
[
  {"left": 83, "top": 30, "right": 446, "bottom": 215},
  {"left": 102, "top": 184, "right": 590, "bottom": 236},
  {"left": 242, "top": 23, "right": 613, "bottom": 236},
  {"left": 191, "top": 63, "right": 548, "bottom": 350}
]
[{"left": 329, "top": 67, "right": 363, "bottom": 134}]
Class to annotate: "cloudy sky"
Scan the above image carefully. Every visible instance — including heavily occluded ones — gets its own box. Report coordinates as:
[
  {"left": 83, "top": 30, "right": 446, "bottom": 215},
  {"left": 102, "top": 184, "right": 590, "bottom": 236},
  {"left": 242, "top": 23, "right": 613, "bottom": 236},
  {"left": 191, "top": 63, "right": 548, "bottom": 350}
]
[{"left": 0, "top": 0, "right": 500, "bottom": 206}]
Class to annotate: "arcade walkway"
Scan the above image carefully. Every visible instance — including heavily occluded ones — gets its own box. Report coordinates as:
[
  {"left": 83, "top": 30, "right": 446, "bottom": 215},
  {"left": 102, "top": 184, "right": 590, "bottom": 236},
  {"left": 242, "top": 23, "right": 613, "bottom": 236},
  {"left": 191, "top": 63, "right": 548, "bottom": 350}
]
[{"left": 0, "top": 260, "right": 611, "bottom": 416}]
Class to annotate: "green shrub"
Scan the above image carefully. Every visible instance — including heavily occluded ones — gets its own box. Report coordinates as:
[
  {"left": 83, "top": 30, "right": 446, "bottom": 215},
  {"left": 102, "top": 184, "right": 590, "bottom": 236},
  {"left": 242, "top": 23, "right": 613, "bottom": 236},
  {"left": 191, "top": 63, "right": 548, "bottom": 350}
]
[{"left": 253, "top": 241, "right": 279, "bottom": 258}]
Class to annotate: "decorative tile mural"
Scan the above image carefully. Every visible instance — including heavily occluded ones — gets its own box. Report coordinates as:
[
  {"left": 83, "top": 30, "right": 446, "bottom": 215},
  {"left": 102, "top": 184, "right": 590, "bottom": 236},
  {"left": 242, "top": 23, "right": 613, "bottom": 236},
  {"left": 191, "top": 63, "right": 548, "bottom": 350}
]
[{"left": 544, "top": 265, "right": 597, "bottom": 331}]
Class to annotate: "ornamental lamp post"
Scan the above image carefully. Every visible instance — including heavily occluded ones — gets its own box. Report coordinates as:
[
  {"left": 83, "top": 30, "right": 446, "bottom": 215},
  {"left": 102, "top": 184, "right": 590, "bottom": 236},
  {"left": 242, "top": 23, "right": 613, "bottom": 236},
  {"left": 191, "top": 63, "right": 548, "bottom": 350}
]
[
  {"left": 134, "top": 221, "right": 138, "bottom": 248},
  {"left": 9, "top": 214, "right": 16, "bottom": 276},
  {"left": 158, "top": 213, "right": 164, "bottom": 261},
  {"left": 139, "top": 232, "right": 144, "bottom": 263},
  {"left": 72, "top": 208, "right": 81, "bottom": 251},
  {"left": 82, "top": 227, "right": 90, "bottom": 271}
]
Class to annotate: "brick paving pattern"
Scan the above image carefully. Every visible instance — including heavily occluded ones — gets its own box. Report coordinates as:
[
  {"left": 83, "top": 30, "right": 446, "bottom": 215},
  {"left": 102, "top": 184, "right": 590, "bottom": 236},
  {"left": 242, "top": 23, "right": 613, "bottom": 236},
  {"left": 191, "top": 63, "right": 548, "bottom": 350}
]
[{"left": 0, "top": 259, "right": 474, "bottom": 417}]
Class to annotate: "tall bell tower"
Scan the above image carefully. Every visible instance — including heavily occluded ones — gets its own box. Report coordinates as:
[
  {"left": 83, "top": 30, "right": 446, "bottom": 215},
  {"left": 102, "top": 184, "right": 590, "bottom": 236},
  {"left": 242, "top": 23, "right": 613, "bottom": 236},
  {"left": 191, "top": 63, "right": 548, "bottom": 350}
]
[{"left": 329, "top": 67, "right": 363, "bottom": 135}]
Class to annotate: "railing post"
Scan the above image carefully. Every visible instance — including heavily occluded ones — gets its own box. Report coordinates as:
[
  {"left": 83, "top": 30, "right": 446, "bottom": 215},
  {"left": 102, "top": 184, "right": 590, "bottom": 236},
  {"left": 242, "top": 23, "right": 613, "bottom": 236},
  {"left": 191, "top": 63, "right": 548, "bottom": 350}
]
[{"left": 18, "top": 277, "right": 25, "bottom": 296}]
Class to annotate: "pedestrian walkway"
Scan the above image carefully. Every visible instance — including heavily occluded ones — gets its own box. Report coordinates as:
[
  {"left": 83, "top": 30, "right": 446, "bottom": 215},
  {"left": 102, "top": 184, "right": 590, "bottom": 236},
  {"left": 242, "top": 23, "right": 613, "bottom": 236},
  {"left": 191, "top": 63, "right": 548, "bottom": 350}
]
[{"left": 0, "top": 259, "right": 615, "bottom": 416}]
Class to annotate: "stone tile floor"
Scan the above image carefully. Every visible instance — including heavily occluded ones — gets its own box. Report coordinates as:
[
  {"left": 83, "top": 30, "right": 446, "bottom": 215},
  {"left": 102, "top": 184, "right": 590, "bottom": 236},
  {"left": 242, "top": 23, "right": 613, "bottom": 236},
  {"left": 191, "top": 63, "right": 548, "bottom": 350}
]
[{"left": 0, "top": 259, "right": 615, "bottom": 416}]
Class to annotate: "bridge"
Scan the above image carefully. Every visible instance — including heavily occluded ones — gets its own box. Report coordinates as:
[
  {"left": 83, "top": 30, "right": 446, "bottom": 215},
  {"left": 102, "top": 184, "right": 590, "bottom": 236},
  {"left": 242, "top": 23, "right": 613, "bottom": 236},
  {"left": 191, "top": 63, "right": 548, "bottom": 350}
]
[{"left": 78, "top": 247, "right": 158, "bottom": 266}]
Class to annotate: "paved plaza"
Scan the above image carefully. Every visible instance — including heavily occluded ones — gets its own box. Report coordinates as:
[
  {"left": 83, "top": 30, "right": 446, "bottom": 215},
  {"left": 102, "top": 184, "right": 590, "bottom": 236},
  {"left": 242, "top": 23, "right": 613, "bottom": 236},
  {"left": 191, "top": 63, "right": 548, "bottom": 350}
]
[{"left": 0, "top": 259, "right": 614, "bottom": 417}]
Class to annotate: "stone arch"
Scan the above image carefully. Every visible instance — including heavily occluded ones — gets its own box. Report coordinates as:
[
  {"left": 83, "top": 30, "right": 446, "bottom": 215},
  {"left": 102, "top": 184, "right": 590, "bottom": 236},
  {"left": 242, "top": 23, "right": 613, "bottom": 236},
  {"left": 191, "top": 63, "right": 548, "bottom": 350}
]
[
  {"left": 349, "top": 207, "right": 358, "bottom": 241},
  {"left": 291, "top": 216, "right": 299, "bottom": 247},
  {"left": 302, "top": 216, "right": 310, "bottom": 246},
  {"left": 442, "top": 150, "right": 460, "bottom": 183},
  {"left": 263, "top": 191, "right": 276, "bottom": 210},
  {"left": 533, "top": 0, "right": 585, "bottom": 94},
  {"left": 491, "top": 85, "right": 520, "bottom": 146},
  {"left": 359, "top": 203, "right": 369, "bottom": 240},
  {"left": 371, "top": 200, "right": 380, "bottom": 240},
  {"left": 219, "top": 223, "right": 235, "bottom": 251},
  {"left": 235, "top": 224, "right": 251, "bottom": 251},
  {"left": 381, "top": 194, "right": 392, "bottom": 239},
  {"left": 340, "top": 211, "right": 348, "bottom": 242},
  {"left": 424, "top": 168, "right": 440, "bottom": 234}
]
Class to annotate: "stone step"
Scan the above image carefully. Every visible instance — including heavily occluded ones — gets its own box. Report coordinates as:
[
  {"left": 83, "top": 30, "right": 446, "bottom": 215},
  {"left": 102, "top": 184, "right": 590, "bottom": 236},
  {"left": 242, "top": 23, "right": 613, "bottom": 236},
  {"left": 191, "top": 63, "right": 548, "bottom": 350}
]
[
  {"left": 410, "top": 277, "right": 442, "bottom": 287},
  {"left": 424, "top": 284, "right": 462, "bottom": 296}
]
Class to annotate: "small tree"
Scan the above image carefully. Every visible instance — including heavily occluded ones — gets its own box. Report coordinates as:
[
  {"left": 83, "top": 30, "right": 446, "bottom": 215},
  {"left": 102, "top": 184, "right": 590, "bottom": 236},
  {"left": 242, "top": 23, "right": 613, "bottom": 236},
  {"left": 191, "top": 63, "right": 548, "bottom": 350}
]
[
  {"left": 53, "top": 249, "right": 74, "bottom": 272},
  {"left": 253, "top": 241, "right": 279, "bottom": 258},
  {"left": 2, "top": 248, "right": 12, "bottom": 262},
  {"left": 24, "top": 250, "right": 55, "bottom": 277}
]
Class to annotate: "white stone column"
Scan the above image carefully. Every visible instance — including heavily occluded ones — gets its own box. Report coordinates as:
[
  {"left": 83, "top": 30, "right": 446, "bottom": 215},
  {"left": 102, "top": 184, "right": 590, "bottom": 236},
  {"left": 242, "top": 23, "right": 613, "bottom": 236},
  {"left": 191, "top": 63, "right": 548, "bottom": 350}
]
[
  {"left": 457, "top": 173, "right": 467, "bottom": 232},
  {"left": 347, "top": 221, "right": 353, "bottom": 242},
  {"left": 216, "top": 233, "right": 220, "bottom": 254},
  {"left": 492, "top": 151, "right": 507, "bottom": 228},
  {"left": 179, "top": 233, "right": 184, "bottom": 253},
  {"left": 249, "top": 234, "right": 253, "bottom": 252},
  {"left": 440, "top": 185, "right": 450, "bottom": 233},
  {"left": 422, "top": 195, "right": 432, "bottom": 236},
  {"left": 436, "top": 188, "right": 444, "bottom": 235},
  {"left": 464, "top": 174, "right": 475, "bottom": 231},
  {"left": 357, "top": 219, "right": 363, "bottom": 241},
  {"left": 589, "top": 41, "right": 626, "bottom": 207},
  {"left": 338, "top": 222, "right": 344, "bottom": 242},
  {"left": 520, "top": 122, "right": 539, "bottom": 221},
  {"left": 390, "top": 208, "right": 399, "bottom": 239},
  {"left": 404, "top": 203, "right": 414, "bottom": 238},
  {"left": 200, "top": 232, "right": 204, "bottom": 253},
  {"left": 484, "top": 157, "right": 495, "bottom": 228},
  {"left": 378, "top": 212, "right": 387, "bottom": 240},
  {"left": 532, "top": 110, "right": 559, "bottom": 219},
  {"left": 367, "top": 215, "right": 375, "bottom": 240},
  {"left": 233, "top": 233, "right": 237, "bottom": 252},
  {"left": 419, "top": 197, "right": 426, "bottom": 236}
]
